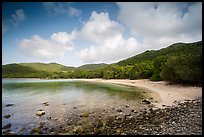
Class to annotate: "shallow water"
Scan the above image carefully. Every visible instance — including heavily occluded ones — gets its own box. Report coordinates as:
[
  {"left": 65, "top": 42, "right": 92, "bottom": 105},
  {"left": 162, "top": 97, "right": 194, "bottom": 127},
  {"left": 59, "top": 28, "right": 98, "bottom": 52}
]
[{"left": 2, "top": 78, "right": 151, "bottom": 134}]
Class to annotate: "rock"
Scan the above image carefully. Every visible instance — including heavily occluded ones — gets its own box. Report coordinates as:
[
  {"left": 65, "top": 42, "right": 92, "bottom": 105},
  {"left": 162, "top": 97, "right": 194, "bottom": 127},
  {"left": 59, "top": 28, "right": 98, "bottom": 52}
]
[
  {"left": 115, "top": 116, "right": 122, "bottom": 121},
  {"left": 116, "top": 129, "right": 122, "bottom": 134},
  {"left": 73, "top": 107, "right": 77, "bottom": 109},
  {"left": 142, "top": 99, "right": 151, "bottom": 104},
  {"left": 126, "top": 116, "right": 134, "bottom": 120},
  {"left": 73, "top": 126, "right": 84, "bottom": 134},
  {"left": 5, "top": 104, "right": 14, "bottom": 107},
  {"left": 30, "top": 128, "right": 41, "bottom": 134},
  {"left": 126, "top": 104, "right": 130, "bottom": 107},
  {"left": 106, "top": 116, "right": 115, "bottom": 124},
  {"left": 2, "top": 123, "right": 12, "bottom": 129},
  {"left": 125, "top": 113, "right": 131, "bottom": 116},
  {"left": 18, "top": 127, "right": 26, "bottom": 132},
  {"left": 3, "top": 114, "right": 11, "bottom": 119},
  {"left": 117, "top": 109, "right": 123, "bottom": 112},
  {"left": 2, "top": 129, "right": 11, "bottom": 134},
  {"left": 43, "top": 102, "right": 49, "bottom": 106},
  {"left": 36, "top": 110, "right": 45, "bottom": 116},
  {"left": 38, "top": 122, "right": 45, "bottom": 129},
  {"left": 131, "top": 109, "right": 134, "bottom": 112},
  {"left": 47, "top": 116, "right": 51, "bottom": 120},
  {"left": 133, "top": 110, "right": 138, "bottom": 113},
  {"left": 121, "top": 133, "right": 126, "bottom": 135},
  {"left": 6, "top": 131, "right": 17, "bottom": 135},
  {"left": 93, "top": 129, "right": 101, "bottom": 135},
  {"left": 149, "top": 108, "right": 153, "bottom": 112},
  {"left": 96, "top": 119, "right": 103, "bottom": 128},
  {"left": 80, "top": 112, "right": 89, "bottom": 117}
]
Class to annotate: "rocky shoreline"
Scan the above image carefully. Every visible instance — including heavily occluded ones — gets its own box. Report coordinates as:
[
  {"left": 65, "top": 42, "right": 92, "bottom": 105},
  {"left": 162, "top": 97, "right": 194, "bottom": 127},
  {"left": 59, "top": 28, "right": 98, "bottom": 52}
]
[{"left": 2, "top": 98, "right": 202, "bottom": 135}]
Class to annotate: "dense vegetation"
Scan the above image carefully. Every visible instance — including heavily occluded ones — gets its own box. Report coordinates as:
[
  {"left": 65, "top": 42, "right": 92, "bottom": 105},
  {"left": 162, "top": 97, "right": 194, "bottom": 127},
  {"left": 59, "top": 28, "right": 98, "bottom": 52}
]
[
  {"left": 2, "top": 41, "right": 202, "bottom": 84},
  {"left": 78, "top": 63, "right": 108, "bottom": 70}
]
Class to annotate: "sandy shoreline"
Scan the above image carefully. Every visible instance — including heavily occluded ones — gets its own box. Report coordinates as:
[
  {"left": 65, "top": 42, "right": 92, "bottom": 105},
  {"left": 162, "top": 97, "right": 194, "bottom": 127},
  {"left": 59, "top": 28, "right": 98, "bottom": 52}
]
[{"left": 78, "top": 79, "right": 202, "bottom": 108}]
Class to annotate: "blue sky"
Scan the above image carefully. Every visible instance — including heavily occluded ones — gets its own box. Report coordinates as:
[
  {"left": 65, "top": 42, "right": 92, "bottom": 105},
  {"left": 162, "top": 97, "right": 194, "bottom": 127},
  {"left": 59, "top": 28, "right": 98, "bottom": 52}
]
[{"left": 2, "top": 2, "right": 202, "bottom": 67}]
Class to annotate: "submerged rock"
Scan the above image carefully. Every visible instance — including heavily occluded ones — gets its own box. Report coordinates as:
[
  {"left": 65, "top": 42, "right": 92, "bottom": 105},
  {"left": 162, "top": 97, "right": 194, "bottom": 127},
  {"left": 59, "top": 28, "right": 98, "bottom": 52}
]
[
  {"left": 5, "top": 104, "right": 14, "bottom": 107},
  {"left": 2, "top": 129, "right": 17, "bottom": 135},
  {"left": 3, "top": 114, "right": 11, "bottom": 119},
  {"left": 2, "top": 129, "right": 11, "bottom": 134},
  {"left": 43, "top": 102, "right": 49, "bottom": 106},
  {"left": 4, "top": 131, "right": 17, "bottom": 135},
  {"left": 18, "top": 127, "right": 26, "bottom": 133},
  {"left": 2, "top": 123, "right": 12, "bottom": 129},
  {"left": 36, "top": 110, "right": 45, "bottom": 116},
  {"left": 30, "top": 128, "right": 41, "bottom": 134}
]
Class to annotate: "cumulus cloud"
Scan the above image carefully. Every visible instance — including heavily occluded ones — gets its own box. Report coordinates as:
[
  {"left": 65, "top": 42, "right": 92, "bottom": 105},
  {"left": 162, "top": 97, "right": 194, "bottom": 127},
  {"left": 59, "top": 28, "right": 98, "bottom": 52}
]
[
  {"left": 2, "top": 9, "right": 26, "bottom": 33},
  {"left": 18, "top": 32, "right": 74, "bottom": 60},
  {"left": 116, "top": 2, "right": 202, "bottom": 51},
  {"left": 43, "top": 2, "right": 81, "bottom": 17},
  {"left": 76, "top": 11, "right": 138, "bottom": 63}
]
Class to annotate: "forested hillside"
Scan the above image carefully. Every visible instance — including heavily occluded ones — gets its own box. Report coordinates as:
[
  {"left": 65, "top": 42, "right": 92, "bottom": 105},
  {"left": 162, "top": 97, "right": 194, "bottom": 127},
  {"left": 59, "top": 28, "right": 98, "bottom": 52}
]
[
  {"left": 78, "top": 63, "right": 108, "bottom": 70},
  {"left": 2, "top": 41, "right": 202, "bottom": 84},
  {"left": 19, "top": 62, "right": 76, "bottom": 72}
]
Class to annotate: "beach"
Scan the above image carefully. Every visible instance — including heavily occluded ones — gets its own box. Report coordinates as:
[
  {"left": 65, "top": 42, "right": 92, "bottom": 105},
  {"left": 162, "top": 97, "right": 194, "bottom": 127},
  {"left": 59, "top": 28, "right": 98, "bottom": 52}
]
[{"left": 79, "top": 79, "right": 202, "bottom": 108}]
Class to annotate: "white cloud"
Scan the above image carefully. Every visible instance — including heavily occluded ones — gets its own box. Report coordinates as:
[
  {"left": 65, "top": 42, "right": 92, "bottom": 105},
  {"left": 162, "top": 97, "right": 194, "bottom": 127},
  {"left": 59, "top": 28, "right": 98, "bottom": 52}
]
[
  {"left": 2, "top": 9, "right": 26, "bottom": 33},
  {"left": 11, "top": 9, "right": 26, "bottom": 26},
  {"left": 116, "top": 2, "right": 202, "bottom": 51},
  {"left": 76, "top": 11, "right": 138, "bottom": 63},
  {"left": 43, "top": 2, "right": 81, "bottom": 17},
  {"left": 18, "top": 32, "right": 74, "bottom": 60},
  {"left": 69, "top": 6, "right": 81, "bottom": 17}
]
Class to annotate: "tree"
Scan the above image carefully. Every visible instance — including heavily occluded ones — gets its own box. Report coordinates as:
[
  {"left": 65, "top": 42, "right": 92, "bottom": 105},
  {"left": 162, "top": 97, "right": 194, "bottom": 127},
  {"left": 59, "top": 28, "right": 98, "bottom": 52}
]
[
  {"left": 151, "top": 56, "right": 167, "bottom": 81},
  {"left": 161, "top": 54, "right": 202, "bottom": 84}
]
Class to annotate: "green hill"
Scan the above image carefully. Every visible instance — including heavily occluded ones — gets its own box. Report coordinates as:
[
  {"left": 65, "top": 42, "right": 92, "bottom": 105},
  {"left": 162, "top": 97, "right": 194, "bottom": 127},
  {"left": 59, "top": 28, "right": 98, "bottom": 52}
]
[
  {"left": 19, "top": 62, "right": 76, "bottom": 72},
  {"left": 2, "top": 63, "right": 49, "bottom": 78},
  {"left": 78, "top": 63, "right": 108, "bottom": 70},
  {"left": 2, "top": 62, "right": 76, "bottom": 78},
  {"left": 117, "top": 41, "right": 202, "bottom": 66}
]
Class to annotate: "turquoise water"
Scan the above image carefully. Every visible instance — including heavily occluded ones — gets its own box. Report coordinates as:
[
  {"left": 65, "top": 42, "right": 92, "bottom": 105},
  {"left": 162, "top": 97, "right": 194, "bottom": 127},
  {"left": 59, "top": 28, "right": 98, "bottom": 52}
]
[{"left": 2, "top": 79, "right": 149, "bottom": 134}]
